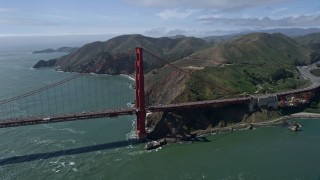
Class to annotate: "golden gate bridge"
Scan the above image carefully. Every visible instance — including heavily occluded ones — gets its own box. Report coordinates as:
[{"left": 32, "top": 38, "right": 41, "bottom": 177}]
[{"left": 0, "top": 47, "right": 319, "bottom": 139}]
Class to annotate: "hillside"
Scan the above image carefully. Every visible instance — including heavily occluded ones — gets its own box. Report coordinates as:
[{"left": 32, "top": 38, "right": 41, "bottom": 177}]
[
  {"left": 191, "top": 33, "right": 310, "bottom": 66},
  {"left": 34, "top": 34, "right": 210, "bottom": 74},
  {"left": 146, "top": 33, "right": 314, "bottom": 138},
  {"left": 295, "top": 33, "right": 320, "bottom": 51},
  {"left": 295, "top": 33, "right": 320, "bottom": 44}
]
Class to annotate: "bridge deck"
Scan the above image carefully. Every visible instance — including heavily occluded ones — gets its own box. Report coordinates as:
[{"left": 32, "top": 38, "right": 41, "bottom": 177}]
[
  {"left": 147, "top": 97, "right": 251, "bottom": 112},
  {"left": 0, "top": 84, "right": 319, "bottom": 129},
  {"left": 0, "top": 108, "right": 135, "bottom": 128}
]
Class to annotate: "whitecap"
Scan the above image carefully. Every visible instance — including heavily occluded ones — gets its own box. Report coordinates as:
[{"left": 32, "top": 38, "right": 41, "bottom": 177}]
[
  {"left": 120, "top": 74, "right": 135, "bottom": 81},
  {"left": 34, "top": 139, "right": 55, "bottom": 145},
  {"left": 62, "top": 139, "right": 76, "bottom": 143},
  {"left": 126, "top": 102, "right": 135, "bottom": 107},
  {"left": 42, "top": 125, "right": 86, "bottom": 134},
  {"left": 53, "top": 169, "right": 61, "bottom": 173},
  {"left": 61, "top": 128, "right": 86, "bottom": 134},
  {"left": 72, "top": 168, "right": 78, "bottom": 172},
  {"left": 128, "top": 150, "right": 146, "bottom": 156},
  {"left": 126, "top": 119, "right": 137, "bottom": 140}
]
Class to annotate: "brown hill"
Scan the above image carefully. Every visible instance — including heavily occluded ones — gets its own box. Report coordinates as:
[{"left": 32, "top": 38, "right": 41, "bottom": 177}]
[
  {"left": 145, "top": 33, "right": 314, "bottom": 139},
  {"left": 34, "top": 34, "right": 210, "bottom": 75}
]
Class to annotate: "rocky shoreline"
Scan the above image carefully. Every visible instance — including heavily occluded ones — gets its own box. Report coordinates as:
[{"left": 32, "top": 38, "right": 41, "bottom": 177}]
[
  {"left": 151, "top": 112, "right": 320, "bottom": 147},
  {"left": 194, "top": 112, "right": 320, "bottom": 137}
]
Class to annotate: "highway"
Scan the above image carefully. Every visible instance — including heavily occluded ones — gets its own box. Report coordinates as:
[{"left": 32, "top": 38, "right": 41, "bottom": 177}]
[
  {"left": 149, "top": 63, "right": 320, "bottom": 112},
  {"left": 298, "top": 63, "right": 320, "bottom": 83}
]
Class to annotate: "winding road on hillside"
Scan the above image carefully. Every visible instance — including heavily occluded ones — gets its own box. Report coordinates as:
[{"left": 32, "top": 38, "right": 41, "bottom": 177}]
[{"left": 298, "top": 63, "right": 320, "bottom": 84}]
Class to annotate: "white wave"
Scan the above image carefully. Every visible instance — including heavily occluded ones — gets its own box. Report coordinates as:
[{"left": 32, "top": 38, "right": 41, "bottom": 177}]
[
  {"left": 61, "top": 128, "right": 86, "bottom": 134},
  {"left": 126, "top": 118, "right": 137, "bottom": 140},
  {"left": 72, "top": 168, "right": 78, "bottom": 172},
  {"left": 129, "top": 84, "right": 134, "bottom": 89},
  {"left": 127, "top": 102, "right": 135, "bottom": 107},
  {"left": 54, "top": 70, "right": 64, "bottom": 73},
  {"left": 128, "top": 150, "right": 147, "bottom": 156},
  {"left": 120, "top": 74, "right": 135, "bottom": 81},
  {"left": 89, "top": 72, "right": 98, "bottom": 76},
  {"left": 238, "top": 172, "right": 250, "bottom": 180},
  {"left": 42, "top": 124, "right": 86, "bottom": 134},
  {"left": 61, "top": 139, "right": 77, "bottom": 144},
  {"left": 53, "top": 169, "right": 61, "bottom": 173},
  {"left": 33, "top": 139, "right": 55, "bottom": 145}
]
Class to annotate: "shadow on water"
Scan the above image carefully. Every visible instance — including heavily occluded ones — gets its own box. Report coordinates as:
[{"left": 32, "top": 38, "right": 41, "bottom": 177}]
[
  {"left": 195, "top": 136, "right": 211, "bottom": 142},
  {"left": 1, "top": 132, "right": 236, "bottom": 166},
  {"left": 195, "top": 131, "right": 234, "bottom": 143},
  {"left": 0, "top": 139, "right": 142, "bottom": 166}
]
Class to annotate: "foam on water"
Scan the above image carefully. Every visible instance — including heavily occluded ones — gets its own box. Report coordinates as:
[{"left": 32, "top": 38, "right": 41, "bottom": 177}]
[
  {"left": 126, "top": 118, "right": 137, "bottom": 140},
  {"left": 42, "top": 124, "right": 86, "bottom": 134},
  {"left": 120, "top": 74, "right": 135, "bottom": 81}
]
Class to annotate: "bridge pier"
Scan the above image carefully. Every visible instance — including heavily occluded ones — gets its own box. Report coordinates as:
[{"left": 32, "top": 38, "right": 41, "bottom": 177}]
[{"left": 135, "top": 47, "right": 147, "bottom": 139}]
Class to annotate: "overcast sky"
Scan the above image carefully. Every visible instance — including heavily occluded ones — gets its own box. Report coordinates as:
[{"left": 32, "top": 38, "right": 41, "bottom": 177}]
[{"left": 0, "top": 0, "right": 319, "bottom": 38}]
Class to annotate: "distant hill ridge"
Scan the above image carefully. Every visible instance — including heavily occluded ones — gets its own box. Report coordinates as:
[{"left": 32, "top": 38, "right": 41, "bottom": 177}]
[
  {"left": 34, "top": 34, "right": 209, "bottom": 74},
  {"left": 32, "top": 47, "right": 79, "bottom": 54},
  {"left": 189, "top": 33, "right": 311, "bottom": 66},
  {"left": 33, "top": 32, "right": 319, "bottom": 76}
]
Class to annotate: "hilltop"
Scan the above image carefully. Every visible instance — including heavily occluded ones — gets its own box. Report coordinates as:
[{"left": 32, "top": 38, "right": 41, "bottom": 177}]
[
  {"left": 146, "top": 33, "right": 312, "bottom": 104},
  {"left": 145, "top": 33, "right": 317, "bottom": 139},
  {"left": 33, "top": 34, "right": 209, "bottom": 74}
]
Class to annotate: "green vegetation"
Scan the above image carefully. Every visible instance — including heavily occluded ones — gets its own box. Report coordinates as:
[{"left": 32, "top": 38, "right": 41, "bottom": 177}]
[
  {"left": 54, "top": 34, "right": 210, "bottom": 74},
  {"left": 270, "top": 68, "right": 294, "bottom": 82},
  {"left": 295, "top": 33, "right": 320, "bottom": 64},
  {"left": 310, "top": 69, "right": 320, "bottom": 77},
  {"left": 176, "top": 65, "right": 307, "bottom": 102},
  {"left": 295, "top": 33, "right": 320, "bottom": 50},
  {"left": 305, "top": 101, "right": 320, "bottom": 113},
  {"left": 189, "top": 33, "right": 311, "bottom": 67},
  {"left": 165, "top": 33, "right": 312, "bottom": 103}
]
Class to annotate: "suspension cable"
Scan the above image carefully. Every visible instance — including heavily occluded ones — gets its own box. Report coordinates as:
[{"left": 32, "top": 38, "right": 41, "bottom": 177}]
[{"left": 0, "top": 73, "right": 84, "bottom": 105}]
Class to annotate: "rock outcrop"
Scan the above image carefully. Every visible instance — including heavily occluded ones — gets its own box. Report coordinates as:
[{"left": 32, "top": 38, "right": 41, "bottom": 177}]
[{"left": 33, "top": 59, "right": 57, "bottom": 68}]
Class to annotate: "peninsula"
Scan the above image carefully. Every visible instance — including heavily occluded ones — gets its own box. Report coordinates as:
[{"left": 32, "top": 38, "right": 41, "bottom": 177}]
[{"left": 33, "top": 32, "right": 320, "bottom": 139}]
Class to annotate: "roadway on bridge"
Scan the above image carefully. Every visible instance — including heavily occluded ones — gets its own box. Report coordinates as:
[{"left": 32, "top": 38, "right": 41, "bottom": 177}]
[{"left": 1, "top": 64, "right": 319, "bottom": 128}]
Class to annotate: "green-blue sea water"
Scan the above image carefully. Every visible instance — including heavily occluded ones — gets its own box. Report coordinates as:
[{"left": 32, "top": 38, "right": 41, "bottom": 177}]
[{"left": 0, "top": 50, "right": 319, "bottom": 179}]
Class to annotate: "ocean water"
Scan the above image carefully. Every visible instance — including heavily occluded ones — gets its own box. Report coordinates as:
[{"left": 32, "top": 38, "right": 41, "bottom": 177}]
[{"left": 0, "top": 50, "right": 320, "bottom": 179}]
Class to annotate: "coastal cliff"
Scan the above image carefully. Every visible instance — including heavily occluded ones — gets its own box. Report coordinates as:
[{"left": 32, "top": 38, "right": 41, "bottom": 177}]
[
  {"left": 33, "top": 59, "right": 57, "bottom": 68},
  {"left": 32, "top": 33, "right": 320, "bottom": 139}
]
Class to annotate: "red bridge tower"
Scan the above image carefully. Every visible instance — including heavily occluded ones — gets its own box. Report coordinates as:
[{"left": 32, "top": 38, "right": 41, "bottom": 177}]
[{"left": 135, "top": 47, "right": 147, "bottom": 139}]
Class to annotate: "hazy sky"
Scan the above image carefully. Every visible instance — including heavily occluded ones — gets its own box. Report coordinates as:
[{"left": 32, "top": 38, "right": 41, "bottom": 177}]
[{"left": 0, "top": 0, "right": 320, "bottom": 37}]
